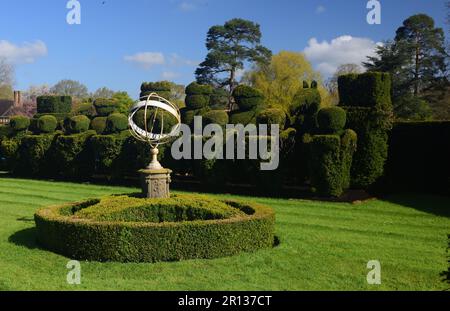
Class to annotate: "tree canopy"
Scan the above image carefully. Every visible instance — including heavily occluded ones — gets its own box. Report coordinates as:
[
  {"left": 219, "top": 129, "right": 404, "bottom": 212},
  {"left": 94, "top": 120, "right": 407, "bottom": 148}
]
[{"left": 195, "top": 18, "right": 272, "bottom": 110}]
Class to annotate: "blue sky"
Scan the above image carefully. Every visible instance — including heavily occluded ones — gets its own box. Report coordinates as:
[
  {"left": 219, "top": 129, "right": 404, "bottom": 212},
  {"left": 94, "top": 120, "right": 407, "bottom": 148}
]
[{"left": 0, "top": 0, "right": 447, "bottom": 98}]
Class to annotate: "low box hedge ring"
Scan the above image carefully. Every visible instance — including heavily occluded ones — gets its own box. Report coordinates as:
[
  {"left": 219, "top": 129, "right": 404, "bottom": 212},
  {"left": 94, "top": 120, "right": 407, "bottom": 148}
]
[{"left": 34, "top": 194, "right": 275, "bottom": 262}]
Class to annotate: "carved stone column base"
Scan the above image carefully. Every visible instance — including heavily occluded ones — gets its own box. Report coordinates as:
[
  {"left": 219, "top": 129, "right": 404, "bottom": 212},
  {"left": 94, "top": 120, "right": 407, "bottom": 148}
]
[{"left": 139, "top": 168, "right": 172, "bottom": 199}]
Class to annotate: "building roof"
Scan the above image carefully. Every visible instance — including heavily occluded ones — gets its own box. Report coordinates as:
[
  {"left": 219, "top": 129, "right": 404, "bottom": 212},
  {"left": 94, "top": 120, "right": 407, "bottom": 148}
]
[{"left": 0, "top": 99, "right": 14, "bottom": 116}]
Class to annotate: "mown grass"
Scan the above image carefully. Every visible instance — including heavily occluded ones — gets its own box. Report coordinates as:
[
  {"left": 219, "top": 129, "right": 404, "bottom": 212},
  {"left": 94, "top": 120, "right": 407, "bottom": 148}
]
[{"left": 0, "top": 177, "right": 448, "bottom": 290}]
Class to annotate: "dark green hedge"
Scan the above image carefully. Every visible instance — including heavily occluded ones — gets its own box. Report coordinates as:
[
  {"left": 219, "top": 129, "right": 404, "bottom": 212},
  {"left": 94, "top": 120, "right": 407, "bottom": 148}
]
[
  {"left": 185, "top": 82, "right": 213, "bottom": 96},
  {"left": 308, "top": 129, "right": 357, "bottom": 197},
  {"left": 344, "top": 107, "right": 390, "bottom": 189},
  {"left": 256, "top": 108, "right": 286, "bottom": 128},
  {"left": 34, "top": 194, "right": 275, "bottom": 262},
  {"left": 185, "top": 94, "right": 210, "bottom": 109},
  {"left": 229, "top": 109, "right": 261, "bottom": 126},
  {"left": 105, "top": 113, "right": 128, "bottom": 134},
  {"left": 384, "top": 121, "right": 450, "bottom": 193},
  {"left": 75, "top": 103, "right": 96, "bottom": 118},
  {"left": 140, "top": 81, "right": 172, "bottom": 99},
  {"left": 317, "top": 107, "right": 346, "bottom": 134},
  {"left": 338, "top": 72, "right": 392, "bottom": 110},
  {"left": 52, "top": 131, "right": 96, "bottom": 179},
  {"left": 19, "top": 133, "right": 58, "bottom": 176},
  {"left": 65, "top": 115, "right": 91, "bottom": 134},
  {"left": 34, "top": 113, "right": 70, "bottom": 122},
  {"left": 37, "top": 115, "right": 58, "bottom": 134},
  {"left": 202, "top": 110, "right": 229, "bottom": 127},
  {"left": 94, "top": 98, "right": 120, "bottom": 117},
  {"left": 181, "top": 107, "right": 210, "bottom": 127},
  {"left": 9, "top": 116, "right": 30, "bottom": 132},
  {"left": 90, "top": 117, "right": 107, "bottom": 134},
  {"left": 37, "top": 96, "right": 72, "bottom": 114},
  {"left": 90, "top": 131, "right": 130, "bottom": 176},
  {"left": 232, "top": 85, "right": 265, "bottom": 111}
]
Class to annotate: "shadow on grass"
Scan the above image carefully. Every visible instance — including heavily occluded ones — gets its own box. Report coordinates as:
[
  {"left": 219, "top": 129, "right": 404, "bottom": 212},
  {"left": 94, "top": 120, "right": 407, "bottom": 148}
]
[
  {"left": 8, "top": 227, "right": 42, "bottom": 250},
  {"left": 380, "top": 193, "right": 450, "bottom": 218}
]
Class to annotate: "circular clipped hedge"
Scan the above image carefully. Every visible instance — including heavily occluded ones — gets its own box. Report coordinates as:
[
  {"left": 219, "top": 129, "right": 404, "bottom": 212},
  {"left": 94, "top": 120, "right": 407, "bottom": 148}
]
[
  {"left": 232, "top": 85, "right": 264, "bottom": 111},
  {"left": 66, "top": 115, "right": 91, "bottom": 134},
  {"left": 90, "top": 117, "right": 107, "bottom": 134},
  {"left": 9, "top": 116, "right": 30, "bottom": 131},
  {"left": 94, "top": 98, "right": 119, "bottom": 116},
  {"left": 37, "top": 115, "right": 58, "bottom": 133},
  {"left": 317, "top": 106, "right": 347, "bottom": 134},
  {"left": 34, "top": 194, "right": 275, "bottom": 262},
  {"left": 185, "top": 82, "right": 213, "bottom": 96},
  {"left": 185, "top": 94, "right": 210, "bottom": 109},
  {"left": 105, "top": 113, "right": 128, "bottom": 134}
]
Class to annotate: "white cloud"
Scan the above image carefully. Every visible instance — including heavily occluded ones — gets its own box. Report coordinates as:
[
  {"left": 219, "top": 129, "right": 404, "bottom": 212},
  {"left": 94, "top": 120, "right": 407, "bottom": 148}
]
[
  {"left": 316, "top": 5, "right": 326, "bottom": 14},
  {"left": 124, "top": 52, "right": 165, "bottom": 69},
  {"left": 178, "top": 1, "right": 196, "bottom": 11},
  {"left": 0, "top": 40, "right": 47, "bottom": 64},
  {"left": 161, "top": 71, "right": 181, "bottom": 80},
  {"left": 303, "top": 35, "right": 381, "bottom": 77},
  {"left": 168, "top": 53, "right": 199, "bottom": 67}
]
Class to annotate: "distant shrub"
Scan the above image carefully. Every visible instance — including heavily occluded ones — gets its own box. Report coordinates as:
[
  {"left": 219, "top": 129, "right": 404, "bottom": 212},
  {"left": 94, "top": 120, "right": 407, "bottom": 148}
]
[
  {"left": 37, "top": 115, "right": 58, "bottom": 134},
  {"left": 9, "top": 116, "right": 30, "bottom": 132},
  {"left": 185, "top": 94, "right": 210, "bottom": 109},
  {"left": 75, "top": 103, "right": 96, "bottom": 118},
  {"left": 140, "top": 81, "right": 172, "bottom": 99},
  {"left": 210, "top": 88, "right": 229, "bottom": 110},
  {"left": 229, "top": 109, "right": 260, "bottom": 126},
  {"left": 37, "top": 96, "right": 72, "bottom": 114},
  {"left": 185, "top": 82, "right": 213, "bottom": 96},
  {"left": 90, "top": 132, "right": 130, "bottom": 176},
  {"left": 90, "top": 117, "right": 107, "bottom": 134},
  {"left": 105, "top": 113, "right": 128, "bottom": 134},
  {"left": 317, "top": 107, "right": 347, "bottom": 134},
  {"left": 19, "top": 134, "right": 57, "bottom": 176}
]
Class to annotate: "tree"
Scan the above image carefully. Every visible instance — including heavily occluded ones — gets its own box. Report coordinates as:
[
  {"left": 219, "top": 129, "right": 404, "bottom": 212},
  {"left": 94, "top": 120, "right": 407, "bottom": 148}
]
[
  {"left": 50, "top": 79, "right": 89, "bottom": 99},
  {"left": 326, "top": 64, "right": 363, "bottom": 105},
  {"left": 365, "top": 14, "right": 448, "bottom": 120},
  {"left": 23, "top": 84, "right": 51, "bottom": 101},
  {"left": 0, "top": 57, "right": 14, "bottom": 87},
  {"left": 92, "top": 87, "right": 115, "bottom": 99},
  {"left": 243, "top": 51, "right": 329, "bottom": 113},
  {"left": 195, "top": 18, "right": 272, "bottom": 110}
]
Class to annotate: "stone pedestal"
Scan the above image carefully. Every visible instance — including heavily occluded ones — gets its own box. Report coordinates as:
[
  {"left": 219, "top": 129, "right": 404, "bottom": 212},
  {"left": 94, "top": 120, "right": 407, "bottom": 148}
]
[{"left": 139, "top": 168, "right": 172, "bottom": 199}]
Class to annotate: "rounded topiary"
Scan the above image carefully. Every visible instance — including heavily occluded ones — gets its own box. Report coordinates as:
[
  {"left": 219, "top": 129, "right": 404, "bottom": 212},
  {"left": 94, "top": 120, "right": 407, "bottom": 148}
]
[
  {"left": 9, "top": 116, "right": 30, "bottom": 132},
  {"left": 185, "top": 82, "right": 213, "bottom": 96},
  {"left": 256, "top": 108, "right": 286, "bottom": 128},
  {"left": 67, "top": 115, "right": 90, "bottom": 134},
  {"left": 105, "top": 113, "right": 128, "bottom": 134},
  {"left": 94, "top": 98, "right": 119, "bottom": 117},
  {"left": 290, "top": 88, "right": 321, "bottom": 116},
  {"left": 37, "top": 115, "right": 58, "bottom": 133},
  {"left": 140, "top": 81, "right": 172, "bottom": 99},
  {"left": 181, "top": 107, "right": 210, "bottom": 127},
  {"left": 90, "top": 117, "right": 107, "bottom": 134},
  {"left": 232, "top": 85, "right": 264, "bottom": 111},
  {"left": 34, "top": 194, "right": 275, "bottom": 262},
  {"left": 317, "top": 107, "right": 347, "bottom": 134},
  {"left": 76, "top": 103, "right": 96, "bottom": 118},
  {"left": 202, "top": 110, "right": 229, "bottom": 127},
  {"left": 210, "top": 88, "right": 229, "bottom": 110},
  {"left": 185, "top": 94, "right": 210, "bottom": 109}
]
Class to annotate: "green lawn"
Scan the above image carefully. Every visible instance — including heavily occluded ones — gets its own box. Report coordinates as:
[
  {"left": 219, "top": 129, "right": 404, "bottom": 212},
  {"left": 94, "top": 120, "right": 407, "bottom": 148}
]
[{"left": 0, "top": 177, "right": 448, "bottom": 290}]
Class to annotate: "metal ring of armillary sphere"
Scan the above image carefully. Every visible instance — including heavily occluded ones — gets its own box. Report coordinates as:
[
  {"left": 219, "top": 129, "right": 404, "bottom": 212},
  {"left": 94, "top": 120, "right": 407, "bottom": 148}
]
[{"left": 128, "top": 92, "right": 181, "bottom": 149}]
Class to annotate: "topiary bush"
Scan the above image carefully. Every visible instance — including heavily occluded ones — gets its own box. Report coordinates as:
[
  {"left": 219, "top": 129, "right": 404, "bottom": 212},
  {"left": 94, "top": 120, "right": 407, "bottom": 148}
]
[
  {"left": 202, "top": 110, "right": 229, "bottom": 127},
  {"left": 94, "top": 98, "right": 120, "bottom": 117},
  {"left": 75, "top": 103, "right": 96, "bottom": 118},
  {"left": 210, "top": 88, "right": 229, "bottom": 110},
  {"left": 317, "top": 107, "right": 347, "bottom": 134},
  {"left": 185, "top": 82, "right": 213, "bottom": 110},
  {"left": 37, "top": 96, "right": 72, "bottom": 114},
  {"left": 52, "top": 131, "right": 96, "bottom": 179},
  {"left": 90, "top": 117, "right": 107, "bottom": 134},
  {"left": 34, "top": 113, "right": 70, "bottom": 122},
  {"left": 90, "top": 131, "right": 130, "bottom": 176},
  {"left": 34, "top": 194, "right": 275, "bottom": 262},
  {"left": 105, "top": 113, "right": 128, "bottom": 134},
  {"left": 232, "top": 85, "right": 265, "bottom": 111},
  {"left": 338, "top": 72, "right": 392, "bottom": 110},
  {"left": 308, "top": 130, "right": 357, "bottom": 197},
  {"left": 140, "top": 81, "right": 172, "bottom": 99},
  {"left": 181, "top": 107, "right": 210, "bottom": 127},
  {"left": 256, "top": 108, "right": 286, "bottom": 128},
  {"left": 19, "top": 133, "right": 57, "bottom": 176},
  {"left": 229, "top": 109, "right": 260, "bottom": 126},
  {"left": 37, "top": 115, "right": 58, "bottom": 134},
  {"left": 66, "top": 115, "right": 91, "bottom": 134},
  {"left": 9, "top": 116, "right": 30, "bottom": 132}
]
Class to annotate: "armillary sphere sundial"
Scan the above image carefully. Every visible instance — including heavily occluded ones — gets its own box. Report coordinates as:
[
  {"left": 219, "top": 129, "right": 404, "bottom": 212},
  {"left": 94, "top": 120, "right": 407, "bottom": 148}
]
[{"left": 128, "top": 93, "right": 181, "bottom": 198}]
